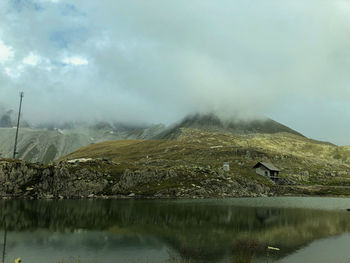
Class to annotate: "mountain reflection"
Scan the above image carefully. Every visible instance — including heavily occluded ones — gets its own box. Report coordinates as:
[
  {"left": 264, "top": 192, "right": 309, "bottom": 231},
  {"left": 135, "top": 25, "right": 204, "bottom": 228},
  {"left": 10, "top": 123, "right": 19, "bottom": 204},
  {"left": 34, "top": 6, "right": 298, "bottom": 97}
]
[{"left": 0, "top": 199, "right": 350, "bottom": 263}]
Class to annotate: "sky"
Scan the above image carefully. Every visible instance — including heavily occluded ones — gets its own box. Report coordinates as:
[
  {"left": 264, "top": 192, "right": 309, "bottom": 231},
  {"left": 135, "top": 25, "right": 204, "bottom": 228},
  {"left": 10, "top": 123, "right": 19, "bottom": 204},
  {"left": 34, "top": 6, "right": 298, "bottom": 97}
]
[{"left": 1, "top": 0, "right": 350, "bottom": 145}]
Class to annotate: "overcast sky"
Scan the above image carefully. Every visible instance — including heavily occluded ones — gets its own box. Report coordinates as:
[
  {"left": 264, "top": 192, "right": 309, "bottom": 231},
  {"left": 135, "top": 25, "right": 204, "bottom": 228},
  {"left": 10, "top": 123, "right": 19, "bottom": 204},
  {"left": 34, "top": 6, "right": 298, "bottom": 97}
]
[{"left": 1, "top": 0, "right": 350, "bottom": 145}]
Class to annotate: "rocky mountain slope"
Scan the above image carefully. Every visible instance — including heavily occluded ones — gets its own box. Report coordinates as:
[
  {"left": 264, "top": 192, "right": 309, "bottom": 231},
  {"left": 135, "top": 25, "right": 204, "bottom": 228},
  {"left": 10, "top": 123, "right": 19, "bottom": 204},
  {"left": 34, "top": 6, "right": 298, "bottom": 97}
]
[
  {"left": 0, "top": 112, "right": 305, "bottom": 164},
  {"left": 0, "top": 106, "right": 167, "bottom": 163},
  {"left": 0, "top": 123, "right": 165, "bottom": 163}
]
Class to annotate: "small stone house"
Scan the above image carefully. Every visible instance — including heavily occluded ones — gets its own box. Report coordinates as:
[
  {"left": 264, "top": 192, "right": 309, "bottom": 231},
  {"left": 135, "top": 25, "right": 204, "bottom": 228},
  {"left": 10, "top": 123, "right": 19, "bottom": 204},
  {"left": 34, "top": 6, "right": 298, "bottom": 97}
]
[{"left": 253, "top": 162, "right": 280, "bottom": 182}]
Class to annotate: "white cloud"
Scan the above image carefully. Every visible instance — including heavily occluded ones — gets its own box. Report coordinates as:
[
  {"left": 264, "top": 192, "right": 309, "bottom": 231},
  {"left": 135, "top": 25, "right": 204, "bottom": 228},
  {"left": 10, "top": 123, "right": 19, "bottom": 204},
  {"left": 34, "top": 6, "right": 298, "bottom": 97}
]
[
  {"left": 37, "top": 0, "right": 60, "bottom": 3},
  {"left": 23, "top": 52, "right": 42, "bottom": 66},
  {"left": 4, "top": 65, "right": 23, "bottom": 79},
  {"left": 4, "top": 52, "right": 50, "bottom": 79},
  {"left": 0, "top": 40, "right": 14, "bottom": 63},
  {"left": 335, "top": 0, "right": 350, "bottom": 15},
  {"left": 62, "top": 56, "right": 88, "bottom": 66}
]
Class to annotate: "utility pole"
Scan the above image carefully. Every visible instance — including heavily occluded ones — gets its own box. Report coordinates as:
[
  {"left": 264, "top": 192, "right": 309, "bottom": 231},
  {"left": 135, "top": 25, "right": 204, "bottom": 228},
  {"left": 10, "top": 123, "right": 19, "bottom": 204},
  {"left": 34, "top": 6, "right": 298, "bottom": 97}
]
[{"left": 13, "top": 92, "right": 24, "bottom": 159}]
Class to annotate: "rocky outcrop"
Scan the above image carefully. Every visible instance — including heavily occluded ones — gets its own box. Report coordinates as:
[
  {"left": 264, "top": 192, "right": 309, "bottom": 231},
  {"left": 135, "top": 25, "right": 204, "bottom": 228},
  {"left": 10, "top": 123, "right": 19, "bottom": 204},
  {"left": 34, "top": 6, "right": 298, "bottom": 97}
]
[
  {"left": 0, "top": 159, "right": 108, "bottom": 199},
  {"left": 0, "top": 159, "right": 274, "bottom": 199},
  {"left": 112, "top": 166, "right": 272, "bottom": 199},
  {"left": 113, "top": 168, "right": 177, "bottom": 192}
]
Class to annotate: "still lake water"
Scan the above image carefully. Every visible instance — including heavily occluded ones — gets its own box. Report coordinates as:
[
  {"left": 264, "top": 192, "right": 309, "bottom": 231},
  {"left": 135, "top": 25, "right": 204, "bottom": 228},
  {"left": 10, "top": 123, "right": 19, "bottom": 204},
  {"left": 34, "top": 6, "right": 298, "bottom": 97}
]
[{"left": 1, "top": 197, "right": 350, "bottom": 263}]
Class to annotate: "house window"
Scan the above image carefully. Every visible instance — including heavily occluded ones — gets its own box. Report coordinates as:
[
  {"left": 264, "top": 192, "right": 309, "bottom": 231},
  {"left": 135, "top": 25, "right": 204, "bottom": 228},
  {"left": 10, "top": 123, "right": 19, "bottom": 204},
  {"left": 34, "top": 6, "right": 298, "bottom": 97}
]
[{"left": 265, "top": 171, "right": 268, "bottom": 176}]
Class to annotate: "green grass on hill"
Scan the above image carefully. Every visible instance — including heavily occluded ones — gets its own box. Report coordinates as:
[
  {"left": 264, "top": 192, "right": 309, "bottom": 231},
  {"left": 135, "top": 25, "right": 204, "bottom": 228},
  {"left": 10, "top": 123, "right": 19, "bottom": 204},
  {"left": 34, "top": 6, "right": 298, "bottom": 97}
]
[{"left": 61, "top": 128, "right": 350, "bottom": 188}]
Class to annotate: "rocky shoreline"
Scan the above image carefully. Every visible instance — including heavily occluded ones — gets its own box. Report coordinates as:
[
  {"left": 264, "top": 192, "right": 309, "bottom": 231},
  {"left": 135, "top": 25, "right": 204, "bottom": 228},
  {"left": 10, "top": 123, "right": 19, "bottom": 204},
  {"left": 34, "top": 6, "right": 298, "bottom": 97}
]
[{"left": 0, "top": 158, "right": 275, "bottom": 199}]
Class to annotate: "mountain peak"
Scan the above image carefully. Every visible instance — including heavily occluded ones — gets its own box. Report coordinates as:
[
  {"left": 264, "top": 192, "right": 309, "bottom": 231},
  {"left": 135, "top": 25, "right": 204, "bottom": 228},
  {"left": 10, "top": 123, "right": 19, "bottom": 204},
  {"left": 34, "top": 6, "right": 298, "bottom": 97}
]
[{"left": 154, "top": 113, "right": 304, "bottom": 139}]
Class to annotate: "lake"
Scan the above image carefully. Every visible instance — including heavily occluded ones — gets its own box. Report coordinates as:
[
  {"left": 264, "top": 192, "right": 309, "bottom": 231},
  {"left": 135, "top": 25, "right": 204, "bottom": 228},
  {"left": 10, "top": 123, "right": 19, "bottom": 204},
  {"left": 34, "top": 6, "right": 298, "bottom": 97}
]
[{"left": 1, "top": 197, "right": 350, "bottom": 263}]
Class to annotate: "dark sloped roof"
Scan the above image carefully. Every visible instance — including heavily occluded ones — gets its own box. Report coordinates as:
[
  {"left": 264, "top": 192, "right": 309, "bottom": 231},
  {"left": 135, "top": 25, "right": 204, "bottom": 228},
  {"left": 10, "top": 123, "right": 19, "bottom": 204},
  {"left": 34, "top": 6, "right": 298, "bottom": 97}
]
[{"left": 253, "top": 162, "right": 280, "bottom": 171}]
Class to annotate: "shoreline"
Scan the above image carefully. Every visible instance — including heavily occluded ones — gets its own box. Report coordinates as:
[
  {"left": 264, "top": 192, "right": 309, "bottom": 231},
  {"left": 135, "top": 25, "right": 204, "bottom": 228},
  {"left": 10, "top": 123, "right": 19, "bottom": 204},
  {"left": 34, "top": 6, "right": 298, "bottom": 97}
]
[{"left": 2, "top": 190, "right": 350, "bottom": 200}]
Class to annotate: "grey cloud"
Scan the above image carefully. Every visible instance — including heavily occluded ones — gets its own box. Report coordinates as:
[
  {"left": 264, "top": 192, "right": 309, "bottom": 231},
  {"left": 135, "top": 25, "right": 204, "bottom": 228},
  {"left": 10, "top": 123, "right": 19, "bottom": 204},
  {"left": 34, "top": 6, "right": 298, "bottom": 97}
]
[{"left": 0, "top": 0, "right": 350, "bottom": 144}]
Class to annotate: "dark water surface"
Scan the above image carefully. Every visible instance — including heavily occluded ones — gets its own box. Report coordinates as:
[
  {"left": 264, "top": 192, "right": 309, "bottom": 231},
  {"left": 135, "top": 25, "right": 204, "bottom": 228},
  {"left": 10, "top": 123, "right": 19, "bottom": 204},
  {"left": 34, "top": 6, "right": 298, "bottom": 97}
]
[{"left": 1, "top": 197, "right": 350, "bottom": 263}]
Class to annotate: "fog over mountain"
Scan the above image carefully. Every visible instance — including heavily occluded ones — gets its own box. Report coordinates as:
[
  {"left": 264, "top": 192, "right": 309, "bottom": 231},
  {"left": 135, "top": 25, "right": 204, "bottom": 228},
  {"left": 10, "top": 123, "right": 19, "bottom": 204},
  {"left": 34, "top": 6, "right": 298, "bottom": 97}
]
[{"left": 1, "top": 1, "right": 350, "bottom": 144}]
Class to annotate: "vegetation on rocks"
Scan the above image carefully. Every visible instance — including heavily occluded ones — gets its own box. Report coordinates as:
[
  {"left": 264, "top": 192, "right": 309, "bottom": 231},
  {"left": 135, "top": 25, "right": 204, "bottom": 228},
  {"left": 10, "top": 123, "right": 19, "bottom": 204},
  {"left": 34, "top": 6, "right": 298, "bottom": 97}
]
[{"left": 61, "top": 127, "right": 350, "bottom": 198}]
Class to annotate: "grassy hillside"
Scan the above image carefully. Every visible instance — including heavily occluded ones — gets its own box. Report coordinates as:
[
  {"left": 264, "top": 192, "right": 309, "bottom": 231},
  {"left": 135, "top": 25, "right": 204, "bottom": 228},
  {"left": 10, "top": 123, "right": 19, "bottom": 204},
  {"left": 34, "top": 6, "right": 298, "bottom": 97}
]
[{"left": 63, "top": 128, "right": 350, "bottom": 192}]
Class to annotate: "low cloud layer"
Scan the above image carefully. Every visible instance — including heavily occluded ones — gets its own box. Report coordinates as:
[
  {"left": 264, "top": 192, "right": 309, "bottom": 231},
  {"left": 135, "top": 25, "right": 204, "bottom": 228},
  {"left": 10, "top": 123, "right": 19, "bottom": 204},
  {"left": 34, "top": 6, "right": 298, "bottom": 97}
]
[{"left": 1, "top": 0, "right": 350, "bottom": 144}]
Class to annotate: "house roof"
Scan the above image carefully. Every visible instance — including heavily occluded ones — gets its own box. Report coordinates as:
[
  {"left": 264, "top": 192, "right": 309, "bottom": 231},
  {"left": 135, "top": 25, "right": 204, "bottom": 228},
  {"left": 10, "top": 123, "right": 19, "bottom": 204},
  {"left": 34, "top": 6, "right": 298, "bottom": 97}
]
[{"left": 253, "top": 162, "right": 280, "bottom": 171}]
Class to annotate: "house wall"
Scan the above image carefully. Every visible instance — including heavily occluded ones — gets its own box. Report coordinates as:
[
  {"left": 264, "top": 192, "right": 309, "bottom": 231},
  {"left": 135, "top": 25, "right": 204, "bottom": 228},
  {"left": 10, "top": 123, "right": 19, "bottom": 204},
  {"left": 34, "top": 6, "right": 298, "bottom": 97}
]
[{"left": 255, "top": 166, "right": 270, "bottom": 177}]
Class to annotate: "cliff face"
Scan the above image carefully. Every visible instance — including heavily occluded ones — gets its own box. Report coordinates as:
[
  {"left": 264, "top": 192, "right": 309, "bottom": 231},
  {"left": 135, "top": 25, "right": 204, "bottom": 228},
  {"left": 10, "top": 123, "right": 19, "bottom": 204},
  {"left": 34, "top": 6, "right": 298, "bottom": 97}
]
[{"left": 0, "top": 158, "right": 273, "bottom": 199}]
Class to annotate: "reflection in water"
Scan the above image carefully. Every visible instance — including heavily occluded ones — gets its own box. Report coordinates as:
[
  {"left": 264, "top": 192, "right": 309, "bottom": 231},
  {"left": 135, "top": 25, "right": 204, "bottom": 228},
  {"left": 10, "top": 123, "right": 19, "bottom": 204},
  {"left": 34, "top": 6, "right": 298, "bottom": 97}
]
[
  {"left": 0, "top": 198, "right": 349, "bottom": 263},
  {"left": 279, "top": 233, "right": 350, "bottom": 263},
  {"left": 1, "top": 208, "right": 7, "bottom": 263}
]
